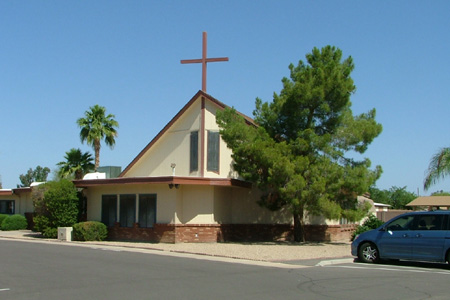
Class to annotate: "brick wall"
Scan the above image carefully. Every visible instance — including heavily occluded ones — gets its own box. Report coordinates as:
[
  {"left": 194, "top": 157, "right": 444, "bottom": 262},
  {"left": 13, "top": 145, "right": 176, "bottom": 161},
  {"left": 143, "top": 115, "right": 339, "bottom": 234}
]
[
  {"left": 106, "top": 223, "right": 357, "bottom": 243},
  {"left": 303, "top": 224, "right": 357, "bottom": 242},
  {"left": 107, "top": 223, "right": 176, "bottom": 243},
  {"left": 175, "top": 224, "right": 222, "bottom": 243},
  {"left": 220, "top": 224, "right": 293, "bottom": 242}
]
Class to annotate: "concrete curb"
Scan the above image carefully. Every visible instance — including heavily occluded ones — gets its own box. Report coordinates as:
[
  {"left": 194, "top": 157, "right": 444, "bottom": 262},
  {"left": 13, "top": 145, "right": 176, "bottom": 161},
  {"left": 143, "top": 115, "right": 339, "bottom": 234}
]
[{"left": 315, "top": 258, "right": 355, "bottom": 266}]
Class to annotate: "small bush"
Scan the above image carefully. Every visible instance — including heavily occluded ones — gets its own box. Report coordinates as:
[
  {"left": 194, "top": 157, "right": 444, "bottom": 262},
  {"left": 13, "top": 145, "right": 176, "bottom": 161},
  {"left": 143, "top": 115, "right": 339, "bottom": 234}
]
[
  {"left": 43, "top": 227, "right": 58, "bottom": 239},
  {"left": 0, "top": 214, "right": 9, "bottom": 229},
  {"left": 33, "top": 215, "right": 51, "bottom": 233},
  {"left": 1, "top": 215, "right": 28, "bottom": 231},
  {"left": 73, "top": 221, "right": 108, "bottom": 241},
  {"left": 351, "top": 214, "right": 384, "bottom": 241}
]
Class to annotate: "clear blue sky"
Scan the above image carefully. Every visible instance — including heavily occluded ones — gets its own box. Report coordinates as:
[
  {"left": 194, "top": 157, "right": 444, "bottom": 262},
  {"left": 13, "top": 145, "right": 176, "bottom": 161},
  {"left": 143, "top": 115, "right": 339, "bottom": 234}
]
[{"left": 1, "top": 1, "right": 449, "bottom": 195}]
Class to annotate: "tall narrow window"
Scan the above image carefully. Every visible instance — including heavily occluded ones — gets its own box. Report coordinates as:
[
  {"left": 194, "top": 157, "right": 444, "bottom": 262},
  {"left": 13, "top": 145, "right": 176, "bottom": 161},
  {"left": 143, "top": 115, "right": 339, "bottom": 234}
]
[
  {"left": 139, "top": 194, "right": 157, "bottom": 228},
  {"left": 207, "top": 130, "right": 220, "bottom": 172},
  {"left": 190, "top": 131, "right": 199, "bottom": 173},
  {"left": 101, "top": 195, "right": 117, "bottom": 227},
  {"left": 120, "top": 194, "right": 136, "bottom": 228}
]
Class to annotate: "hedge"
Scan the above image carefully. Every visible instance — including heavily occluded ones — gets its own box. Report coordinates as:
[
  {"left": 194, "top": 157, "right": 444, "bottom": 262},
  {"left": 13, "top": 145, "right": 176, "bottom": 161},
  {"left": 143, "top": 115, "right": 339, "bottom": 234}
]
[
  {"left": 0, "top": 214, "right": 9, "bottom": 229},
  {"left": 1, "top": 215, "right": 28, "bottom": 231},
  {"left": 73, "top": 221, "right": 108, "bottom": 241}
]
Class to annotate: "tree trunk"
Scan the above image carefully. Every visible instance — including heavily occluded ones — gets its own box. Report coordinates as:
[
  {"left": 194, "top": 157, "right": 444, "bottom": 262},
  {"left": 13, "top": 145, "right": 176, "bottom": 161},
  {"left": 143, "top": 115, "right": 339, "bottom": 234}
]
[
  {"left": 94, "top": 140, "right": 101, "bottom": 171},
  {"left": 75, "top": 170, "right": 82, "bottom": 180},
  {"left": 293, "top": 210, "right": 305, "bottom": 242}
]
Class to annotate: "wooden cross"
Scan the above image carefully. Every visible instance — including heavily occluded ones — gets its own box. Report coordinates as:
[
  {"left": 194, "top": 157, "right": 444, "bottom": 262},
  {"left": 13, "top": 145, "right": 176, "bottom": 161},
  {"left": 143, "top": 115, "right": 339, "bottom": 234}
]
[{"left": 181, "top": 32, "right": 229, "bottom": 93}]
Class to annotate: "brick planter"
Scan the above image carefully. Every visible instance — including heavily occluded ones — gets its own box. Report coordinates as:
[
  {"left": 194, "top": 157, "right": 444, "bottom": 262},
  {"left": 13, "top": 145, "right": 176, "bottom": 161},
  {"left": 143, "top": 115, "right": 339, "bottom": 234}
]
[{"left": 106, "top": 223, "right": 357, "bottom": 243}]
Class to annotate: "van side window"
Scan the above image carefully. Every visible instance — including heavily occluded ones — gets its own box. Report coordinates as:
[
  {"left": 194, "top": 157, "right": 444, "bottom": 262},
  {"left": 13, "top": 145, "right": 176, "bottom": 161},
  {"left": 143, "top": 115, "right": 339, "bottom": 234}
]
[
  {"left": 386, "top": 215, "right": 414, "bottom": 231},
  {"left": 445, "top": 215, "right": 450, "bottom": 230},
  {"left": 413, "top": 214, "right": 445, "bottom": 230}
]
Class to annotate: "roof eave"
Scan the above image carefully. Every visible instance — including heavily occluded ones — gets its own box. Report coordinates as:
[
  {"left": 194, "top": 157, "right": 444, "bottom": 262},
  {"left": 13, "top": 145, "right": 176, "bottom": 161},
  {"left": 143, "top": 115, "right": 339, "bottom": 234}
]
[{"left": 73, "top": 176, "right": 252, "bottom": 189}]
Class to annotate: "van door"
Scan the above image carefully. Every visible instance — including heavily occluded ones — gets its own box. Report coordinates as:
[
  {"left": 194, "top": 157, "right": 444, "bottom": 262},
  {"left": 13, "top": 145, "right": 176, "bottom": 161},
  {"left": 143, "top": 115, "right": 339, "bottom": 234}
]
[
  {"left": 412, "top": 214, "right": 447, "bottom": 262},
  {"left": 377, "top": 215, "right": 415, "bottom": 259}
]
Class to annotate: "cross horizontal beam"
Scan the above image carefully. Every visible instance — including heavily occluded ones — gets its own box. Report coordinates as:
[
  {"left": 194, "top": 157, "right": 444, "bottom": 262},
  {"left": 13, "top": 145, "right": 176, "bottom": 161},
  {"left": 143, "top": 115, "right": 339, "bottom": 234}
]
[{"left": 181, "top": 32, "right": 229, "bottom": 93}]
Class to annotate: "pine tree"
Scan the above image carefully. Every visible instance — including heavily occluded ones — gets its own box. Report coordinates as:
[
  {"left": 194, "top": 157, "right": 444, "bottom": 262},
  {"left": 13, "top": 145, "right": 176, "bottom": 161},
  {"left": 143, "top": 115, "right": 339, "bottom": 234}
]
[{"left": 217, "top": 46, "right": 382, "bottom": 241}]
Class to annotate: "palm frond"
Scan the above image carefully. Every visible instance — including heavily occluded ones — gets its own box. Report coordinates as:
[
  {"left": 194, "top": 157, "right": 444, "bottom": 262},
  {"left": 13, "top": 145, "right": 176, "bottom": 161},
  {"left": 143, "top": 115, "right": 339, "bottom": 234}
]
[{"left": 424, "top": 147, "right": 450, "bottom": 190}]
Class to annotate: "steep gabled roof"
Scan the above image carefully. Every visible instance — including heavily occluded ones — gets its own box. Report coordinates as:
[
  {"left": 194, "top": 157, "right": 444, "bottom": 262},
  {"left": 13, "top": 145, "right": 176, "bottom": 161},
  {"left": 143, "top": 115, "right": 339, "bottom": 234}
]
[{"left": 119, "top": 90, "right": 255, "bottom": 177}]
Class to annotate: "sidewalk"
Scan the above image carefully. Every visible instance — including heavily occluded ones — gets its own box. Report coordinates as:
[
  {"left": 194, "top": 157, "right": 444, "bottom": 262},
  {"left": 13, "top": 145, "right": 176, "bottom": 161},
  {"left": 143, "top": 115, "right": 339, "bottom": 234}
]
[{"left": 0, "top": 230, "right": 353, "bottom": 266}]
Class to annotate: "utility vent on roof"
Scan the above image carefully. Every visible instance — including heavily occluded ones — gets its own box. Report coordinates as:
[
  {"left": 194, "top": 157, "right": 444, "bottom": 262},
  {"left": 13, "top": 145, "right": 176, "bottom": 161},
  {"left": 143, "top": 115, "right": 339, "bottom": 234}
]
[
  {"left": 83, "top": 172, "right": 106, "bottom": 180},
  {"left": 97, "top": 166, "right": 122, "bottom": 178}
]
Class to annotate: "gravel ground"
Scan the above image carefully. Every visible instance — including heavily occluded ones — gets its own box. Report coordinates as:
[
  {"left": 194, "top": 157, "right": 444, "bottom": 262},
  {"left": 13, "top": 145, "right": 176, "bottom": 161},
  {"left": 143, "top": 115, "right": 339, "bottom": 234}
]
[
  {"left": 0, "top": 230, "right": 352, "bottom": 262},
  {"left": 98, "top": 241, "right": 352, "bottom": 261}
]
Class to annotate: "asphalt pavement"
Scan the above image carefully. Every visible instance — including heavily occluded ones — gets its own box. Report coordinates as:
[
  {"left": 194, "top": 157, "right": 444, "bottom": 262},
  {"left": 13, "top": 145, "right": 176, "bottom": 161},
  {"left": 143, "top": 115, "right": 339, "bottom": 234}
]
[{"left": 0, "top": 229, "right": 354, "bottom": 268}]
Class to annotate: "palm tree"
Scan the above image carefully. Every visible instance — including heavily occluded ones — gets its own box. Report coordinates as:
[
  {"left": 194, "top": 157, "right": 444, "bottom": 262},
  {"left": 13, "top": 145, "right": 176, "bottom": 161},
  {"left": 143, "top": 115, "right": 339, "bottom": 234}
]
[
  {"left": 57, "top": 148, "right": 95, "bottom": 179},
  {"left": 424, "top": 147, "right": 450, "bottom": 191},
  {"left": 77, "top": 105, "right": 119, "bottom": 171}
]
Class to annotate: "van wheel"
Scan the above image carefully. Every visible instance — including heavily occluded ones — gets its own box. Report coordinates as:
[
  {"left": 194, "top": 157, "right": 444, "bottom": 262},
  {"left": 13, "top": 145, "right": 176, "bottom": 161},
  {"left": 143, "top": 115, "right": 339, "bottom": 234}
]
[{"left": 358, "top": 242, "right": 379, "bottom": 263}]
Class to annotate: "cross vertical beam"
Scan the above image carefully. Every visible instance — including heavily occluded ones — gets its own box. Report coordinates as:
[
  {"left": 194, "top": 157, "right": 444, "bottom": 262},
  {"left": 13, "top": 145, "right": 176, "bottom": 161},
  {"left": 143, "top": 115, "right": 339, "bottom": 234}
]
[{"left": 181, "top": 32, "right": 229, "bottom": 93}]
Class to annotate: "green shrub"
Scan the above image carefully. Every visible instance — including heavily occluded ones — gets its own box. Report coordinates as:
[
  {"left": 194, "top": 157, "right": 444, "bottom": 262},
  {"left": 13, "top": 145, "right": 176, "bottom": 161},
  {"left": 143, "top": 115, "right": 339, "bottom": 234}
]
[
  {"left": 0, "top": 214, "right": 9, "bottom": 229},
  {"left": 351, "top": 214, "right": 384, "bottom": 241},
  {"left": 42, "top": 227, "right": 58, "bottom": 239},
  {"left": 73, "top": 221, "right": 108, "bottom": 241},
  {"left": 32, "top": 179, "right": 80, "bottom": 238},
  {"left": 1, "top": 215, "right": 28, "bottom": 231},
  {"left": 33, "top": 215, "right": 50, "bottom": 233},
  {"left": 362, "top": 214, "right": 384, "bottom": 229}
]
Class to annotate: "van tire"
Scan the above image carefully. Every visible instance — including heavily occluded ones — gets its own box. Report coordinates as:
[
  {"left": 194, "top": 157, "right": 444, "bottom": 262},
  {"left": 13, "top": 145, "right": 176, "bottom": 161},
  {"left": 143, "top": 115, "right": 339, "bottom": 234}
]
[{"left": 358, "top": 242, "right": 379, "bottom": 263}]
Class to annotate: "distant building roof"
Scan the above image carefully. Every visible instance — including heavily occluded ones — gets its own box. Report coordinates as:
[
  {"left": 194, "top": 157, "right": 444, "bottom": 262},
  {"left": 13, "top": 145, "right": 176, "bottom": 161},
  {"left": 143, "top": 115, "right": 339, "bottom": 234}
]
[
  {"left": 407, "top": 196, "right": 450, "bottom": 207},
  {"left": 373, "top": 202, "right": 391, "bottom": 207},
  {"left": 0, "top": 189, "right": 13, "bottom": 196}
]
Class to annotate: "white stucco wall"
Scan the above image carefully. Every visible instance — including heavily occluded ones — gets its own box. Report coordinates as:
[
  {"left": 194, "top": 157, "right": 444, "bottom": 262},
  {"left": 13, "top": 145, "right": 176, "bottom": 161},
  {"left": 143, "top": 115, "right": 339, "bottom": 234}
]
[
  {"left": 83, "top": 182, "right": 354, "bottom": 227},
  {"left": 85, "top": 184, "right": 178, "bottom": 224},
  {"left": 0, "top": 192, "right": 33, "bottom": 215},
  {"left": 203, "top": 100, "right": 237, "bottom": 179},
  {"left": 213, "top": 186, "right": 232, "bottom": 223},
  {"left": 84, "top": 183, "right": 295, "bottom": 226},
  {"left": 124, "top": 96, "right": 238, "bottom": 180},
  {"left": 125, "top": 99, "right": 202, "bottom": 178},
  {"left": 179, "top": 185, "right": 215, "bottom": 224},
  {"left": 230, "top": 187, "right": 292, "bottom": 224}
]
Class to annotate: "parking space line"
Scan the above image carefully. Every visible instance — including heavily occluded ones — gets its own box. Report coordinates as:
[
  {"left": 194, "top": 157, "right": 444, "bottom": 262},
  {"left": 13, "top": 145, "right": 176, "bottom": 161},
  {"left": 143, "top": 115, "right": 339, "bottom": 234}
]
[{"left": 0, "top": 288, "right": 10, "bottom": 292}]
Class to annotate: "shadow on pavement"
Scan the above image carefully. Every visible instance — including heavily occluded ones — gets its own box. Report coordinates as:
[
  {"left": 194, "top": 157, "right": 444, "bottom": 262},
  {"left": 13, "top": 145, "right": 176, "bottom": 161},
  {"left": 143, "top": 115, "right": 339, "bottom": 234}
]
[{"left": 354, "top": 258, "right": 450, "bottom": 270}]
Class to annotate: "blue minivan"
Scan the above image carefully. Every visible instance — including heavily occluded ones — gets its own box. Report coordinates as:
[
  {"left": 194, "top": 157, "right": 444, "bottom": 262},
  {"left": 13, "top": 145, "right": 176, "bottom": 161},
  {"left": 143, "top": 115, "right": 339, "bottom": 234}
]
[{"left": 351, "top": 211, "right": 450, "bottom": 264}]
